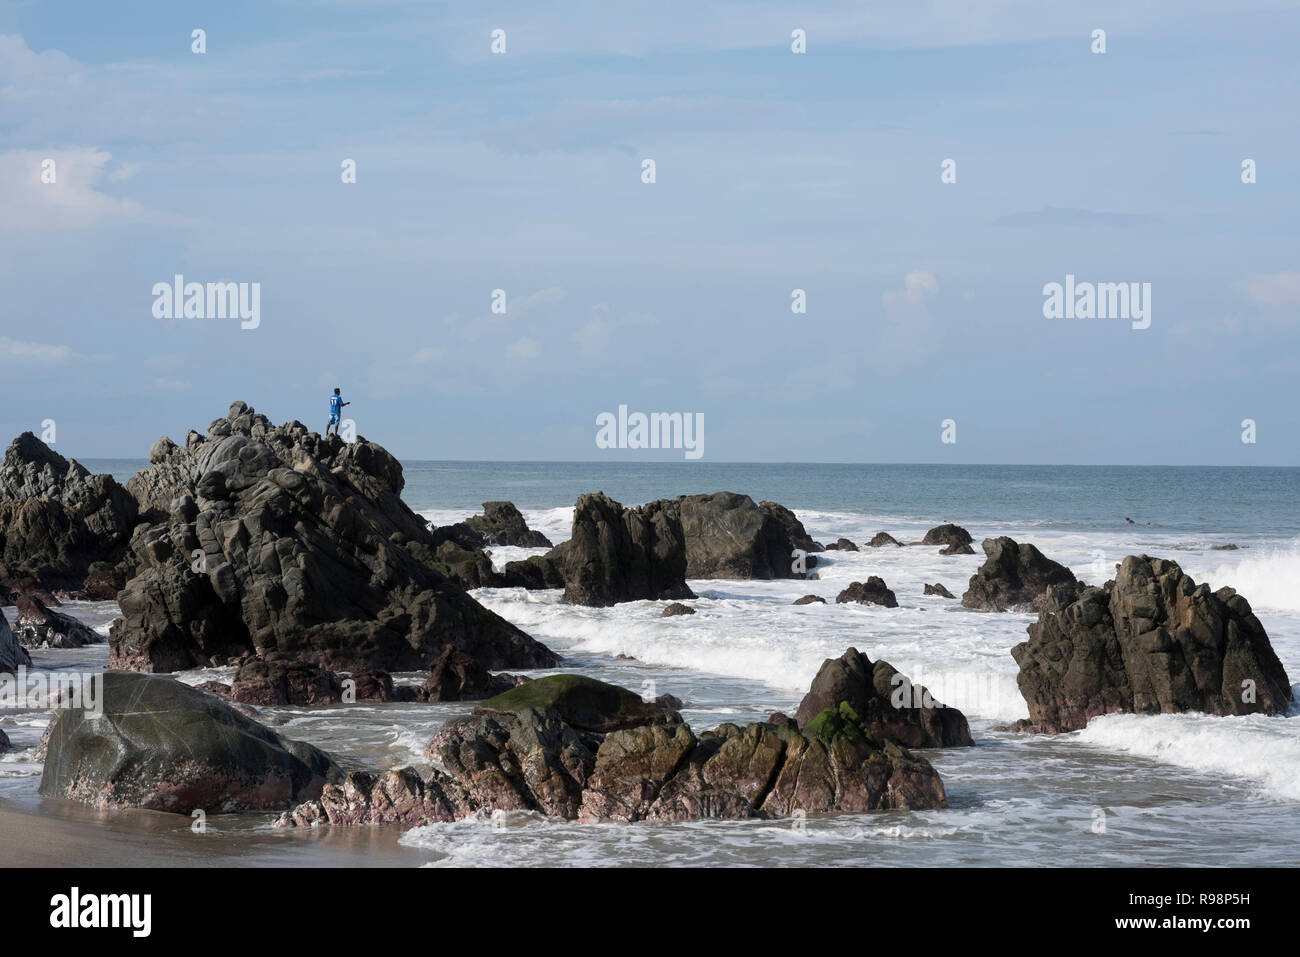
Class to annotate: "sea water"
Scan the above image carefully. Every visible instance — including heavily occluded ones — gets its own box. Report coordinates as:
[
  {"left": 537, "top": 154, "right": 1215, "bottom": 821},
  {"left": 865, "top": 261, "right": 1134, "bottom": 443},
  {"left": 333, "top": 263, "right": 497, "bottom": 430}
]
[{"left": 2, "top": 461, "right": 1297, "bottom": 866}]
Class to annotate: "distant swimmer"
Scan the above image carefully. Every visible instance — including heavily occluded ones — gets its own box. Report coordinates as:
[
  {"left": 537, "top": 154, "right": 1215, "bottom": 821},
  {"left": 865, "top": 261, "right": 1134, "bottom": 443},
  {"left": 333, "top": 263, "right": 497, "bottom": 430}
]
[
  {"left": 327, "top": 387, "right": 350, "bottom": 438},
  {"left": 1125, "top": 517, "right": 1135, "bottom": 524}
]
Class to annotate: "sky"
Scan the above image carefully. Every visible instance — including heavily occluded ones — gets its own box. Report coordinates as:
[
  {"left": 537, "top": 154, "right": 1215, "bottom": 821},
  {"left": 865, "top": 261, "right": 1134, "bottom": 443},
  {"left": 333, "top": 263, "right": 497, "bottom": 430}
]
[{"left": 1, "top": 0, "right": 1298, "bottom": 465}]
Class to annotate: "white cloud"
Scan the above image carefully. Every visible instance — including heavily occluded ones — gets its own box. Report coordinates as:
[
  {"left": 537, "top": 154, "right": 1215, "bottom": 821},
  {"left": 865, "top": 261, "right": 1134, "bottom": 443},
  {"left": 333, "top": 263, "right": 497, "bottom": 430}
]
[
  {"left": 0, "top": 337, "right": 72, "bottom": 361},
  {"left": 1242, "top": 272, "right": 1300, "bottom": 306},
  {"left": 0, "top": 148, "right": 168, "bottom": 232},
  {"left": 505, "top": 337, "right": 541, "bottom": 360},
  {"left": 572, "top": 304, "right": 656, "bottom": 357},
  {"left": 883, "top": 270, "right": 939, "bottom": 315}
]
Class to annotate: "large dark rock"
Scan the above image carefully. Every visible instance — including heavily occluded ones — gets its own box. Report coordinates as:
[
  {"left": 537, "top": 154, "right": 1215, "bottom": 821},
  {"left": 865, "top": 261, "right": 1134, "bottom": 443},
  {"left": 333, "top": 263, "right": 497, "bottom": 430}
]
[
  {"left": 0, "top": 433, "right": 140, "bottom": 597},
  {"left": 12, "top": 595, "right": 99, "bottom": 649},
  {"left": 501, "top": 550, "right": 567, "bottom": 589},
  {"left": 835, "top": 577, "right": 899, "bottom": 608},
  {"left": 825, "top": 538, "right": 859, "bottom": 551},
  {"left": 962, "top": 536, "right": 1080, "bottom": 612},
  {"left": 920, "top": 524, "right": 972, "bottom": 550},
  {"left": 229, "top": 656, "right": 345, "bottom": 706},
  {"left": 39, "top": 672, "right": 342, "bottom": 813},
  {"left": 758, "top": 500, "right": 823, "bottom": 553},
  {"left": 108, "top": 402, "right": 557, "bottom": 674},
  {"left": 1, "top": 613, "right": 32, "bottom": 672},
  {"left": 421, "top": 644, "right": 527, "bottom": 701},
  {"left": 465, "top": 501, "right": 552, "bottom": 548},
  {"left": 1011, "top": 556, "right": 1294, "bottom": 733},
  {"left": 677, "top": 492, "right": 811, "bottom": 579},
  {"left": 278, "top": 674, "right": 947, "bottom": 827},
  {"left": 561, "top": 492, "right": 693, "bottom": 606},
  {"left": 794, "top": 648, "right": 974, "bottom": 748},
  {"left": 867, "top": 532, "right": 903, "bottom": 548}
]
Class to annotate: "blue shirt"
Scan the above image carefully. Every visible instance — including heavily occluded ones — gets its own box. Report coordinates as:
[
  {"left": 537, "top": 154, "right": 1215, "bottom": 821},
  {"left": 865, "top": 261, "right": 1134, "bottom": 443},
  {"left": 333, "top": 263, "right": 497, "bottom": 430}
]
[{"left": 330, "top": 395, "right": 342, "bottom": 415}]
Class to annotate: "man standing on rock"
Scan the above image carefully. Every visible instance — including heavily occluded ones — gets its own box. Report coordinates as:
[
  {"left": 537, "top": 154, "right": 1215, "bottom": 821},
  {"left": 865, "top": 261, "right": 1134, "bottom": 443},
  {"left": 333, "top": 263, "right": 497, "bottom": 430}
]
[{"left": 327, "top": 388, "right": 350, "bottom": 438}]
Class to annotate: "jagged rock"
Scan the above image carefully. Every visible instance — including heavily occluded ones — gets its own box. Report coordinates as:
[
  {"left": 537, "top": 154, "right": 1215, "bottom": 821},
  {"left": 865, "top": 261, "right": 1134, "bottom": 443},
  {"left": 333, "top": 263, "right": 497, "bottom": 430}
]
[
  {"left": 428, "top": 522, "right": 488, "bottom": 551},
  {"left": 1, "top": 613, "right": 32, "bottom": 673},
  {"left": 677, "top": 492, "right": 813, "bottom": 579},
  {"left": 1011, "top": 555, "right": 1293, "bottom": 732},
  {"left": 661, "top": 602, "right": 695, "bottom": 617},
  {"left": 758, "top": 501, "right": 823, "bottom": 553},
  {"left": 562, "top": 492, "right": 693, "bottom": 606},
  {"left": 0, "top": 433, "right": 140, "bottom": 597},
  {"left": 825, "top": 538, "right": 859, "bottom": 551},
  {"left": 40, "top": 672, "right": 342, "bottom": 813},
  {"left": 794, "top": 648, "right": 974, "bottom": 748},
  {"left": 108, "top": 402, "right": 556, "bottom": 674},
  {"left": 793, "top": 594, "right": 825, "bottom": 605},
  {"left": 920, "top": 524, "right": 972, "bottom": 550},
  {"left": 924, "top": 583, "right": 956, "bottom": 599},
  {"left": 501, "top": 549, "right": 567, "bottom": 589},
  {"left": 962, "top": 536, "right": 1081, "bottom": 612},
  {"left": 465, "top": 502, "right": 552, "bottom": 548},
  {"left": 12, "top": 595, "right": 99, "bottom": 648},
  {"left": 835, "top": 577, "right": 899, "bottom": 608},
  {"left": 867, "top": 532, "right": 903, "bottom": 548},
  {"left": 0, "top": 728, "right": 10, "bottom": 753},
  {"left": 279, "top": 674, "right": 947, "bottom": 828},
  {"left": 421, "top": 644, "right": 527, "bottom": 701}
]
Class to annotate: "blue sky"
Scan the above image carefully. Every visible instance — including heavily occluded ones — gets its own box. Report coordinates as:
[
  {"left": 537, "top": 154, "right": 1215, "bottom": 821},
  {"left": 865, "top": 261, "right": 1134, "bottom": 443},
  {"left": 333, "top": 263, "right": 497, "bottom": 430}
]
[{"left": 1, "top": 0, "right": 1298, "bottom": 464}]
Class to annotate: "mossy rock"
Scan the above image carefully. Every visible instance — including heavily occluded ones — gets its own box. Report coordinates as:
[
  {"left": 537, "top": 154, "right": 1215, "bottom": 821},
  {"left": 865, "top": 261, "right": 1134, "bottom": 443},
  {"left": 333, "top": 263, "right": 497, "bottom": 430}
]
[
  {"left": 802, "top": 701, "right": 879, "bottom": 750},
  {"left": 477, "top": 674, "right": 679, "bottom": 733}
]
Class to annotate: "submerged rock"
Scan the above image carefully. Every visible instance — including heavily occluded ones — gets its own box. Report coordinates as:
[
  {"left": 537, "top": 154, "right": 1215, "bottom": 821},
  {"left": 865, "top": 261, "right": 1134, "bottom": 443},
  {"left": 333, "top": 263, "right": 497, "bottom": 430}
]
[
  {"left": 794, "top": 648, "right": 974, "bottom": 748},
  {"left": 40, "top": 672, "right": 341, "bottom": 813},
  {"left": 867, "top": 532, "right": 903, "bottom": 548},
  {"left": 793, "top": 594, "right": 826, "bottom": 605},
  {"left": 825, "top": 538, "right": 859, "bottom": 551},
  {"left": 923, "top": 583, "right": 955, "bottom": 599},
  {"left": 961, "top": 536, "right": 1080, "bottom": 612},
  {"left": 835, "top": 577, "right": 899, "bottom": 608},
  {"left": 1011, "top": 555, "right": 1293, "bottom": 732},
  {"left": 108, "top": 402, "right": 556, "bottom": 674},
  {"left": 12, "top": 595, "right": 99, "bottom": 649},
  {"left": 661, "top": 602, "right": 696, "bottom": 617}
]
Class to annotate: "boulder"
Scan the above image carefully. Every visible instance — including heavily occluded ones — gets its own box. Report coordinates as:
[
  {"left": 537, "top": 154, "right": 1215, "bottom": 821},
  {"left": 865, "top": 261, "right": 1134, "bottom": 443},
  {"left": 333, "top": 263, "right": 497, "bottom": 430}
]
[
  {"left": 794, "top": 648, "right": 974, "bottom": 748},
  {"left": 561, "top": 493, "right": 693, "bottom": 606},
  {"left": 923, "top": 582, "right": 956, "bottom": 599},
  {"left": 501, "top": 550, "right": 567, "bottom": 589},
  {"left": 961, "top": 536, "right": 1081, "bottom": 612},
  {"left": 1011, "top": 556, "right": 1293, "bottom": 732},
  {"left": 0, "top": 433, "right": 140, "bottom": 597},
  {"left": 825, "top": 538, "right": 859, "bottom": 551},
  {"left": 793, "top": 594, "right": 825, "bottom": 605},
  {"left": 108, "top": 402, "right": 557, "bottom": 674},
  {"left": 420, "top": 644, "right": 527, "bottom": 701},
  {"left": 39, "top": 672, "right": 342, "bottom": 813},
  {"left": 465, "top": 501, "right": 552, "bottom": 548},
  {"left": 12, "top": 595, "right": 99, "bottom": 648},
  {"left": 867, "top": 532, "right": 903, "bottom": 548},
  {"left": 920, "top": 524, "right": 972, "bottom": 550},
  {"left": 835, "top": 577, "right": 899, "bottom": 608},
  {"left": 758, "top": 501, "right": 823, "bottom": 553},
  {"left": 677, "top": 492, "right": 812, "bottom": 579},
  {"left": 661, "top": 602, "right": 696, "bottom": 617},
  {"left": 1, "top": 613, "right": 32, "bottom": 673}
]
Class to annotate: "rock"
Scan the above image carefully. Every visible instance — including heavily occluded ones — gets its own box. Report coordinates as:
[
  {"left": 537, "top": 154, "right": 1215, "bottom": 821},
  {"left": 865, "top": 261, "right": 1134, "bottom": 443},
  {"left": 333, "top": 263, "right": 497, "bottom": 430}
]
[
  {"left": 561, "top": 493, "right": 694, "bottom": 606},
  {"left": 501, "top": 550, "right": 567, "bottom": 589},
  {"left": 793, "top": 594, "right": 826, "bottom": 605},
  {"left": 421, "top": 644, "right": 526, "bottom": 701},
  {"left": 427, "top": 522, "right": 487, "bottom": 551},
  {"left": 660, "top": 602, "right": 696, "bottom": 617},
  {"left": 766, "top": 711, "right": 796, "bottom": 726},
  {"left": 758, "top": 501, "right": 823, "bottom": 553},
  {"left": 794, "top": 648, "right": 974, "bottom": 748},
  {"left": 940, "top": 542, "right": 976, "bottom": 556},
  {"left": 835, "top": 577, "right": 899, "bottom": 608},
  {"left": 12, "top": 595, "right": 99, "bottom": 649},
  {"left": 923, "top": 582, "right": 956, "bottom": 599},
  {"left": 108, "top": 403, "right": 557, "bottom": 674},
  {"left": 825, "top": 538, "right": 859, "bottom": 551},
  {"left": 1, "top": 613, "right": 31, "bottom": 673},
  {"left": 961, "top": 537, "right": 1080, "bottom": 612},
  {"left": 465, "top": 501, "right": 552, "bottom": 548},
  {"left": 867, "top": 532, "right": 903, "bottom": 548},
  {"left": 678, "top": 492, "right": 813, "bottom": 579},
  {"left": 920, "top": 524, "right": 973, "bottom": 550},
  {"left": 39, "top": 672, "right": 342, "bottom": 813},
  {"left": 426, "top": 539, "right": 500, "bottom": 590},
  {"left": 0, "top": 728, "right": 10, "bottom": 754},
  {"left": 473, "top": 674, "right": 682, "bottom": 734},
  {"left": 1212, "top": 543, "right": 1239, "bottom": 551},
  {"left": 1011, "top": 555, "right": 1294, "bottom": 733},
  {"left": 0, "top": 433, "right": 140, "bottom": 597},
  {"left": 230, "top": 656, "right": 345, "bottom": 706},
  {"left": 276, "top": 768, "right": 464, "bottom": 828}
]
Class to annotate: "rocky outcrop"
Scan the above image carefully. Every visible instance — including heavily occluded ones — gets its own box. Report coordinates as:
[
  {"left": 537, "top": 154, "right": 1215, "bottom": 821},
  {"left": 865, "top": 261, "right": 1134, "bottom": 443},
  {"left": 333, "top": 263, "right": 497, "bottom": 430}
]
[
  {"left": 867, "top": 532, "right": 903, "bottom": 548},
  {"left": 277, "top": 674, "right": 947, "bottom": 827},
  {"left": 108, "top": 402, "right": 556, "bottom": 674},
  {"left": 825, "top": 538, "right": 859, "bottom": 551},
  {"left": 661, "top": 602, "right": 695, "bottom": 617},
  {"left": 794, "top": 648, "right": 974, "bottom": 748},
  {"left": 502, "top": 550, "right": 567, "bottom": 589},
  {"left": 758, "top": 501, "right": 823, "bottom": 553},
  {"left": 920, "top": 524, "right": 972, "bottom": 550},
  {"left": 0, "top": 433, "right": 140, "bottom": 597},
  {"left": 465, "top": 501, "right": 552, "bottom": 548},
  {"left": 677, "top": 492, "right": 813, "bottom": 580},
  {"left": 40, "top": 672, "right": 342, "bottom": 813},
  {"left": 793, "top": 594, "right": 825, "bottom": 605},
  {"left": 1011, "top": 556, "right": 1293, "bottom": 733},
  {"left": 561, "top": 492, "right": 693, "bottom": 606},
  {"left": 1, "top": 613, "right": 32, "bottom": 672},
  {"left": 12, "top": 595, "right": 99, "bottom": 648},
  {"left": 835, "top": 577, "right": 899, "bottom": 608},
  {"left": 962, "top": 537, "right": 1080, "bottom": 612},
  {"left": 923, "top": 582, "right": 955, "bottom": 599}
]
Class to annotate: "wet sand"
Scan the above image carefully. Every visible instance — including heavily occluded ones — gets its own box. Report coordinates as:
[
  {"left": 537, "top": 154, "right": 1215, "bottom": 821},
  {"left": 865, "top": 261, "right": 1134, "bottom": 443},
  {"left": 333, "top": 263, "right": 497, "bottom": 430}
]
[{"left": 0, "top": 798, "right": 430, "bottom": 868}]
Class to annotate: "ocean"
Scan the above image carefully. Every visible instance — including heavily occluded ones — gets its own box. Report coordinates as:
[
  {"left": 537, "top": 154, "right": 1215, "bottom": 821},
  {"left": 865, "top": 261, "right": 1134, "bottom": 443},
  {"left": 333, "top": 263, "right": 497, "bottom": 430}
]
[{"left": 3, "top": 461, "right": 1298, "bottom": 866}]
